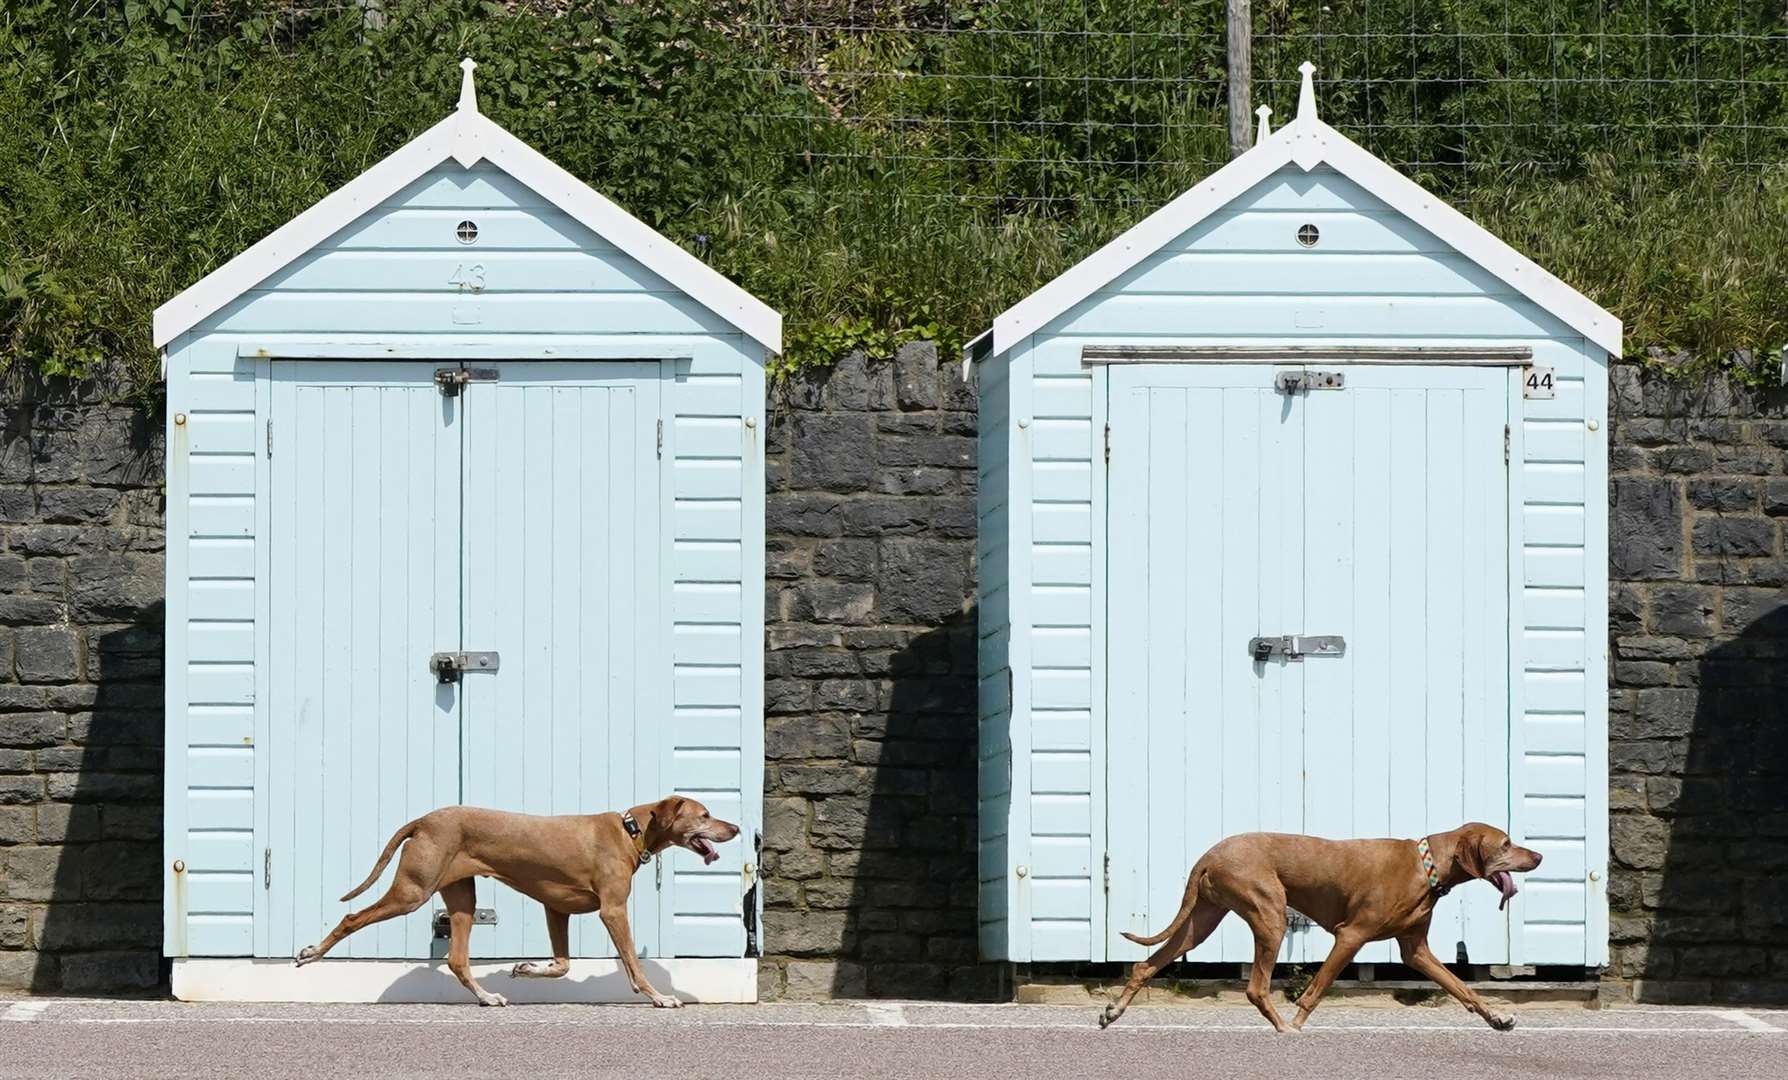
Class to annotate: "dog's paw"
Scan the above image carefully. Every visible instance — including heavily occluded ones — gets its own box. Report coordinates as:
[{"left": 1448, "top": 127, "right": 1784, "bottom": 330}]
[
  {"left": 511, "top": 962, "right": 544, "bottom": 978},
  {"left": 1488, "top": 1014, "right": 1516, "bottom": 1032},
  {"left": 651, "top": 994, "right": 683, "bottom": 1009},
  {"left": 477, "top": 992, "right": 510, "bottom": 1008},
  {"left": 1097, "top": 1004, "right": 1119, "bottom": 1029},
  {"left": 294, "top": 946, "right": 319, "bottom": 968}
]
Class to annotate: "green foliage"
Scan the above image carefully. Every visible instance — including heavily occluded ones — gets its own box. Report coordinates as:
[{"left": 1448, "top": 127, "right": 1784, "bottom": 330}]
[{"left": 1, "top": 1, "right": 1784, "bottom": 389}]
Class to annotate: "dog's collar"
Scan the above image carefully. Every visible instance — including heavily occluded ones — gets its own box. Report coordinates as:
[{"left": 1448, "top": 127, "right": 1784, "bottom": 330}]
[
  {"left": 622, "top": 812, "right": 650, "bottom": 866},
  {"left": 1416, "top": 837, "right": 1449, "bottom": 897}
]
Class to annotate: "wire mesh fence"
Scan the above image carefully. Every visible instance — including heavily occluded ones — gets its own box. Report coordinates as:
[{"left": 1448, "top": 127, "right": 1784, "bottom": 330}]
[{"left": 735, "top": 0, "right": 1788, "bottom": 212}]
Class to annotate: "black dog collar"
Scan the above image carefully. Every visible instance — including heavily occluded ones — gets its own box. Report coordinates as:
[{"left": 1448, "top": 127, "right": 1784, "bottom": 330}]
[{"left": 622, "top": 811, "right": 650, "bottom": 865}]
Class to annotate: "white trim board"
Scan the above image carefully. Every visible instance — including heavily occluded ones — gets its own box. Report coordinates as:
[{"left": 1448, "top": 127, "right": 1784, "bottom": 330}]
[
  {"left": 976, "top": 63, "right": 1621, "bottom": 361},
  {"left": 171, "top": 958, "right": 758, "bottom": 1004},
  {"left": 153, "top": 59, "right": 780, "bottom": 357}
]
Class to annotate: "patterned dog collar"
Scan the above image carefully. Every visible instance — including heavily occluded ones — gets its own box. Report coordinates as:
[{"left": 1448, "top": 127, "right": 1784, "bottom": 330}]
[
  {"left": 1417, "top": 837, "right": 1448, "bottom": 896},
  {"left": 622, "top": 811, "right": 650, "bottom": 866}
]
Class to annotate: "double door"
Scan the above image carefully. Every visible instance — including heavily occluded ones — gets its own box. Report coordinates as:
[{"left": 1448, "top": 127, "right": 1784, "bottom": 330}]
[
  {"left": 263, "top": 361, "right": 673, "bottom": 960},
  {"left": 1106, "top": 363, "right": 1514, "bottom": 965}
]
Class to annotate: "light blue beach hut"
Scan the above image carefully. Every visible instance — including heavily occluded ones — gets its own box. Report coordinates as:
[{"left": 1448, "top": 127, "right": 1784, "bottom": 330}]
[
  {"left": 969, "top": 66, "right": 1616, "bottom": 973},
  {"left": 156, "top": 61, "right": 774, "bottom": 1002}
]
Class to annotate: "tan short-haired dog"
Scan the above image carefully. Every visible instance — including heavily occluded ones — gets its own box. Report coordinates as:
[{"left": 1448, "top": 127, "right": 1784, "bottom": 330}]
[
  {"left": 295, "top": 796, "right": 739, "bottom": 1007},
  {"left": 1099, "top": 823, "right": 1542, "bottom": 1032}
]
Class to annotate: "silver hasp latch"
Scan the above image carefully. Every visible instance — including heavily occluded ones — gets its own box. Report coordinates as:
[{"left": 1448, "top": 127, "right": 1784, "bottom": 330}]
[
  {"left": 433, "top": 908, "right": 497, "bottom": 937},
  {"left": 1275, "top": 370, "right": 1345, "bottom": 393},
  {"left": 434, "top": 367, "right": 499, "bottom": 397},
  {"left": 429, "top": 651, "right": 500, "bottom": 683},
  {"left": 1248, "top": 635, "right": 1346, "bottom": 662}
]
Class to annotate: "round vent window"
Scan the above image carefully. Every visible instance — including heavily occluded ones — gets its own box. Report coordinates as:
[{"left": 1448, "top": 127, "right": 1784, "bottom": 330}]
[
  {"left": 1296, "top": 223, "right": 1320, "bottom": 247},
  {"left": 455, "top": 220, "right": 480, "bottom": 244}
]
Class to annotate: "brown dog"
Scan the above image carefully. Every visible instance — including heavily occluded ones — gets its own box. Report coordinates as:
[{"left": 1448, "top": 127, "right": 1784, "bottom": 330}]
[
  {"left": 1098, "top": 823, "right": 1542, "bottom": 1032},
  {"left": 294, "top": 796, "right": 739, "bottom": 1007}
]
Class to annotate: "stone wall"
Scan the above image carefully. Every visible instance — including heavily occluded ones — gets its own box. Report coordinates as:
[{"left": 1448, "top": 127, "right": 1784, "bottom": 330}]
[
  {"left": 1607, "top": 362, "right": 1788, "bottom": 1004},
  {"left": 0, "top": 390, "right": 165, "bottom": 992},
  {"left": 757, "top": 343, "right": 998, "bottom": 1000}
]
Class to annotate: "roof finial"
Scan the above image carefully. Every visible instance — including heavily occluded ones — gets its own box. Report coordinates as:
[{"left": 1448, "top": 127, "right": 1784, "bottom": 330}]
[
  {"left": 1255, "top": 104, "right": 1273, "bottom": 145},
  {"left": 1297, "top": 61, "right": 1317, "bottom": 122},
  {"left": 458, "top": 57, "right": 479, "bottom": 113}
]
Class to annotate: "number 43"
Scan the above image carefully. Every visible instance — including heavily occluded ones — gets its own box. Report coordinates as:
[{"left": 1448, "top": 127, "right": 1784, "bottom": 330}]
[{"left": 449, "top": 264, "right": 486, "bottom": 293}]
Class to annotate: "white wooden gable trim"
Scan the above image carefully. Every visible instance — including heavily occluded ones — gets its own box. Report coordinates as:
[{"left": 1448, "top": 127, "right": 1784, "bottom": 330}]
[
  {"left": 983, "top": 63, "right": 1621, "bottom": 359},
  {"left": 154, "top": 59, "right": 781, "bottom": 355}
]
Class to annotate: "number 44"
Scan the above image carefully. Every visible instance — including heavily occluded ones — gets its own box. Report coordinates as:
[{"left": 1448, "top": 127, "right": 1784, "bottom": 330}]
[{"left": 1523, "top": 366, "right": 1555, "bottom": 400}]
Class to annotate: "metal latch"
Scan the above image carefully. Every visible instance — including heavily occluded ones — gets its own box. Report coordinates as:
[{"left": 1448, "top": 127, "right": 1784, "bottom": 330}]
[
  {"left": 433, "top": 908, "right": 497, "bottom": 937},
  {"left": 1248, "top": 635, "right": 1346, "bottom": 662},
  {"left": 1275, "top": 370, "right": 1345, "bottom": 393},
  {"left": 434, "top": 367, "right": 499, "bottom": 396},
  {"left": 429, "top": 651, "right": 500, "bottom": 683}
]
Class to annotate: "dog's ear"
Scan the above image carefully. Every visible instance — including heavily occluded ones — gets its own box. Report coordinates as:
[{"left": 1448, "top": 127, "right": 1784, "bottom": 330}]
[
  {"left": 652, "top": 795, "right": 688, "bottom": 827},
  {"left": 1454, "top": 824, "right": 1491, "bottom": 879}
]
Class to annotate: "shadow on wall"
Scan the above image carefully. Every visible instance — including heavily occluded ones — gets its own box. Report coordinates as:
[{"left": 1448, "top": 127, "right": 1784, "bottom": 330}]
[
  {"left": 1637, "top": 602, "right": 1788, "bottom": 1002},
  {"left": 28, "top": 608, "right": 166, "bottom": 993},
  {"left": 830, "top": 609, "right": 990, "bottom": 1000}
]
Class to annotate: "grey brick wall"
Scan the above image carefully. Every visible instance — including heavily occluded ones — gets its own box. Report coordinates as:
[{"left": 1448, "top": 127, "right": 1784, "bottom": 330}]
[
  {"left": 0, "top": 392, "right": 165, "bottom": 992},
  {"left": 1607, "top": 362, "right": 1788, "bottom": 1004},
  {"left": 757, "top": 344, "right": 1001, "bottom": 1001}
]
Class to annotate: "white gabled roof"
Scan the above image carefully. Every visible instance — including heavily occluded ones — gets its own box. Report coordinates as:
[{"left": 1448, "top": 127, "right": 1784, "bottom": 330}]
[
  {"left": 154, "top": 59, "right": 781, "bottom": 355},
  {"left": 974, "top": 63, "right": 1621, "bottom": 361}
]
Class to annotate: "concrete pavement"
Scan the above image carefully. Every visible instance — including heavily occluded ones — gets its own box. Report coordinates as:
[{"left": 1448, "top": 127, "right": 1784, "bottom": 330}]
[{"left": 2, "top": 998, "right": 1783, "bottom": 1079}]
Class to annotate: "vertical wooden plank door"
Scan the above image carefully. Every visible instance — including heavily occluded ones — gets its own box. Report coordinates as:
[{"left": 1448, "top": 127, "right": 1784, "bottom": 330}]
[
  {"left": 1106, "top": 365, "right": 1304, "bottom": 962},
  {"left": 459, "top": 362, "right": 672, "bottom": 960},
  {"left": 1297, "top": 366, "right": 1511, "bottom": 966},
  {"left": 1105, "top": 363, "right": 1511, "bottom": 966},
  {"left": 266, "top": 363, "right": 461, "bottom": 958}
]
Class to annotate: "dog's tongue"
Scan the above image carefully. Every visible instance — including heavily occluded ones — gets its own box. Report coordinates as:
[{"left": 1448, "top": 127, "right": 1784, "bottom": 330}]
[
  {"left": 694, "top": 839, "right": 719, "bottom": 865},
  {"left": 1492, "top": 870, "right": 1518, "bottom": 910}
]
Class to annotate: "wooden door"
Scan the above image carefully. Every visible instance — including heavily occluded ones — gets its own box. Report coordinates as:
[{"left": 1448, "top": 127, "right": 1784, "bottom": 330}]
[
  {"left": 1106, "top": 363, "right": 1512, "bottom": 965},
  {"left": 266, "top": 363, "right": 461, "bottom": 958},
  {"left": 458, "top": 362, "right": 671, "bottom": 960}
]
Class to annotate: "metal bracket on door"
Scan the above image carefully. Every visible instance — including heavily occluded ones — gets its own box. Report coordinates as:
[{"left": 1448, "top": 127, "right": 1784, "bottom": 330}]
[
  {"left": 1248, "top": 635, "right": 1346, "bottom": 662},
  {"left": 433, "top": 367, "right": 499, "bottom": 397},
  {"left": 429, "top": 651, "right": 500, "bottom": 683},
  {"left": 433, "top": 908, "right": 497, "bottom": 938},
  {"left": 1274, "top": 370, "right": 1345, "bottom": 393}
]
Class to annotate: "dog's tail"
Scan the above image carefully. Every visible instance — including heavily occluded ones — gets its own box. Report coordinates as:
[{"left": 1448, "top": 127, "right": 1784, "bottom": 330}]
[
  {"left": 1120, "top": 868, "right": 1205, "bottom": 946},
  {"left": 339, "top": 816, "right": 425, "bottom": 902}
]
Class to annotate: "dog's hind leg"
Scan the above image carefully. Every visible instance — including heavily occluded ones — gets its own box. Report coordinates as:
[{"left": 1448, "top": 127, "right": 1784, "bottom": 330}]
[
  {"left": 442, "top": 878, "right": 507, "bottom": 1007},
  {"left": 1238, "top": 905, "right": 1291, "bottom": 1032},
  {"left": 295, "top": 840, "right": 437, "bottom": 966},
  {"left": 511, "top": 907, "right": 571, "bottom": 979},
  {"left": 1099, "top": 897, "right": 1225, "bottom": 1028}
]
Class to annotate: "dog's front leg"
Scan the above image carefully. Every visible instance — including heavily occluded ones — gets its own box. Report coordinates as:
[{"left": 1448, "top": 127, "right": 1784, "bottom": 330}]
[
  {"left": 512, "top": 907, "right": 572, "bottom": 979},
  {"left": 599, "top": 904, "right": 680, "bottom": 1008},
  {"left": 1398, "top": 934, "right": 1515, "bottom": 1031}
]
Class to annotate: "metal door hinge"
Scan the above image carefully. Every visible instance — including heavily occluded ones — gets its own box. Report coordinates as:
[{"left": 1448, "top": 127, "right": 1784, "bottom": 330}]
[
  {"left": 1103, "top": 423, "right": 1111, "bottom": 463},
  {"left": 434, "top": 367, "right": 498, "bottom": 397},
  {"left": 1275, "top": 370, "right": 1345, "bottom": 393},
  {"left": 429, "top": 651, "right": 500, "bottom": 683},
  {"left": 657, "top": 418, "right": 664, "bottom": 459},
  {"left": 655, "top": 856, "right": 663, "bottom": 890},
  {"left": 263, "top": 847, "right": 271, "bottom": 889},
  {"left": 1248, "top": 634, "right": 1346, "bottom": 662},
  {"left": 433, "top": 908, "right": 497, "bottom": 938},
  {"left": 1103, "top": 853, "right": 1111, "bottom": 893},
  {"left": 1503, "top": 424, "right": 1511, "bottom": 464},
  {"left": 265, "top": 419, "right": 272, "bottom": 459}
]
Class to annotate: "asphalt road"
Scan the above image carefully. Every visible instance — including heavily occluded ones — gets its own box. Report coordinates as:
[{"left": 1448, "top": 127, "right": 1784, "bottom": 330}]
[{"left": 2, "top": 999, "right": 1783, "bottom": 1079}]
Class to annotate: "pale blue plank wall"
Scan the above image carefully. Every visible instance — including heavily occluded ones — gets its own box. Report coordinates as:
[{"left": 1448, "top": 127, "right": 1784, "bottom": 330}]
[
  {"left": 975, "top": 352, "right": 1013, "bottom": 958},
  {"left": 164, "top": 162, "right": 765, "bottom": 958},
  {"left": 986, "top": 164, "right": 1605, "bottom": 964}
]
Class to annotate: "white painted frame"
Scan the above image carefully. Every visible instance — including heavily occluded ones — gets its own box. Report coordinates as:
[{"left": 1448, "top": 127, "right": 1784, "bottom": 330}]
[
  {"left": 974, "top": 64, "right": 1621, "bottom": 362},
  {"left": 154, "top": 60, "right": 781, "bottom": 358}
]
